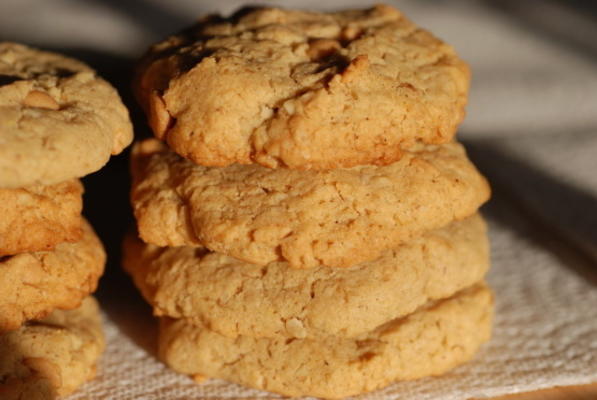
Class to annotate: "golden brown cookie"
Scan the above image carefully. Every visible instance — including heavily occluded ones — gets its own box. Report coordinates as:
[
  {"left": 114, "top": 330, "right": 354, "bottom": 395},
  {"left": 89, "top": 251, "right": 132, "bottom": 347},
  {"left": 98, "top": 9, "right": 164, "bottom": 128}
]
[
  {"left": 123, "top": 214, "right": 489, "bottom": 339},
  {"left": 130, "top": 139, "right": 490, "bottom": 269},
  {"left": 0, "top": 179, "right": 83, "bottom": 256},
  {"left": 134, "top": 5, "right": 469, "bottom": 169},
  {"left": 0, "top": 219, "right": 105, "bottom": 331},
  {"left": 0, "top": 42, "right": 133, "bottom": 188},
  {"left": 159, "top": 283, "right": 493, "bottom": 398},
  {"left": 0, "top": 296, "right": 105, "bottom": 399}
]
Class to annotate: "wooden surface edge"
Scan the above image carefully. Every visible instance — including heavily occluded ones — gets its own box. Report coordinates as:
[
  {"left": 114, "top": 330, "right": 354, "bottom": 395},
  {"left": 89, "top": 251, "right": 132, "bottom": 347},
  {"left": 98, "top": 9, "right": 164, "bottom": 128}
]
[{"left": 472, "top": 383, "right": 597, "bottom": 400}]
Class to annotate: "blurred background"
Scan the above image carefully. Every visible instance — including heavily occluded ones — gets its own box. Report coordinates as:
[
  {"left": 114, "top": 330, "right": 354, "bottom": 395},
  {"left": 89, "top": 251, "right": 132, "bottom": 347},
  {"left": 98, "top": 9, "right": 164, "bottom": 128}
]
[{"left": 1, "top": 1, "right": 596, "bottom": 397}]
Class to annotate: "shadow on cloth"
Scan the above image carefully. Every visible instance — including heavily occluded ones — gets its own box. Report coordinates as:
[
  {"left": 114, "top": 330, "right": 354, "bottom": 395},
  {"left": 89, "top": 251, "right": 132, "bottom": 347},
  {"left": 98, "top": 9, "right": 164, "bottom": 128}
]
[
  {"left": 85, "top": 143, "right": 159, "bottom": 358},
  {"left": 465, "top": 138, "right": 597, "bottom": 287}
]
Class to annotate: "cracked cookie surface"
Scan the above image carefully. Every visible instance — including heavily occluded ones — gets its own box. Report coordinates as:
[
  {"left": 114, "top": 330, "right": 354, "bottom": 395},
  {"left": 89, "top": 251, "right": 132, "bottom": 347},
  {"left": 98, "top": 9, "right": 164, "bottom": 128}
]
[
  {"left": 0, "top": 179, "right": 83, "bottom": 256},
  {"left": 124, "top": 214, "right": 489, "bottom": 339},
  {"left": 130, "top": 139, "right": 490, "bottom": 269},
  {"left": 0, "top": 220, "right": 105, "bottom": 331},
  {"left": 0, "top": 296, "right": 105, "bottom": 399},
  {"left": 159, "top": 283, "right": 493, "bottom": 398},
  {"left": 134, "top": 5, "right": 469, "bottom": 169},
  {"left": 0, "top": 42, "right": 133, "bottom": 188}
]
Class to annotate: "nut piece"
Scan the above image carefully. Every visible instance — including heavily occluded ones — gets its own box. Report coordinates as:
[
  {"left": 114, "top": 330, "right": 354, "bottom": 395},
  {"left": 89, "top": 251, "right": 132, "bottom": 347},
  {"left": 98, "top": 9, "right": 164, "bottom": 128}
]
[
  {"left": 307, "top": 39, "right": 341, "bottom": 61},
  {"left": 341, "top": 25, "right": 363, "bottom": 41},
  {"left": 22, "top": 90, "right": 60, "bottom": 110},
  {"left": 285, "top": 318, "right": 307, "bottom": 339}
]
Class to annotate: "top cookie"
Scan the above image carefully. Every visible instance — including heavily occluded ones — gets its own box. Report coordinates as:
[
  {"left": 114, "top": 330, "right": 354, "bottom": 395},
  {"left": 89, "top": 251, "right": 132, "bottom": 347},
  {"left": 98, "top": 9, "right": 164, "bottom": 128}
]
[
  {"left": 0, "top": 42, "right": 133, "bottom": 188},
  {"left": 134, "top": 5, "right": 469, "bottom": 169}
]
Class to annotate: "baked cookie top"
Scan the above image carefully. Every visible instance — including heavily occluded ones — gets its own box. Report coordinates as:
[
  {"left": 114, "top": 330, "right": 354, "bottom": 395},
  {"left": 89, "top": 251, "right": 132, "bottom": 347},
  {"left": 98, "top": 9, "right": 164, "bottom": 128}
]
[
  {"left": 0, "top": 42, "right": 133, "bottom": 188},
  {"left": 159, "top": 283, "right": 493, "bottom": 398},
  {"left": 134, "top": 5, "right": 469, "bottom": 169},
  {"left": 0, "top": 296, "right": 105, "bottom": 398},
  {"left": 130, "top": 139, "right": 490, "bottom": 269},
  {"left": 123, "top": 215, "right": 489, "bottom": 339},
  {"left": 0, "top": 179, "right": 83, "bottom": 256},
  {"left": 0, "top": 220, "right": 105, "bottom": 331}
]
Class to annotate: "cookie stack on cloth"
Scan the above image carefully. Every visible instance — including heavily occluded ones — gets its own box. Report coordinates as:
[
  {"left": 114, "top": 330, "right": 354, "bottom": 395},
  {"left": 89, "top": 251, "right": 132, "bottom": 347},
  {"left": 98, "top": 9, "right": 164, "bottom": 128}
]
[
  {"left": 0, "top": 43, "right": 133, "bottom": 398},
  {"left": 124, "top": 5, "right": 493, "bottom": 398}
]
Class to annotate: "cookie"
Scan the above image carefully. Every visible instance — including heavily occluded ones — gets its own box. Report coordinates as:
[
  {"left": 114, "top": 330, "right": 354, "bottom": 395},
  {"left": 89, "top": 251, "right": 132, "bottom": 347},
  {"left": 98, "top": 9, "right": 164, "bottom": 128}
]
[
  {"left": 0, "top": 179, "right": 83, "bottom": 256},
  {"left": 124, "top": 214, "right": 489, "bottom": 339},
  {"left": 0, "top": 42, "right": 133, "bottom": 188},
  {"left": 0, "top": 296, "right": 105, "bottom": 399},
  {"left": 159, "top": 283, "right": 493, "bottom": 398},
  {"left": 134, "top": 5, "right": 469, "bottom": 169},
  {"left": 131, "top": 139, "right": 490, "bottom": 269},
  {"left": 0, "top": 219, "right": 105, "bottom": 331}
]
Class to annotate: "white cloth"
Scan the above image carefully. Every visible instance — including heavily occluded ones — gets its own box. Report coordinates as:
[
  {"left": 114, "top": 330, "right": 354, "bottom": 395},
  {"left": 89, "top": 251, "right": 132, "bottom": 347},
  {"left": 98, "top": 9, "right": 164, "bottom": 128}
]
[{"left": 1, "top": 0, "right": 596, "bottom": 398}]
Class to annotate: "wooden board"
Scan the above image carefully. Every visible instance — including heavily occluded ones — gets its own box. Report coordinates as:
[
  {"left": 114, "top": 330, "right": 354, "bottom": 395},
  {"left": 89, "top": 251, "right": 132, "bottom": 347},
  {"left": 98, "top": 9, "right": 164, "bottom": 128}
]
[{"left": 477, "top": 383, "right": 597, "bottom": 400}]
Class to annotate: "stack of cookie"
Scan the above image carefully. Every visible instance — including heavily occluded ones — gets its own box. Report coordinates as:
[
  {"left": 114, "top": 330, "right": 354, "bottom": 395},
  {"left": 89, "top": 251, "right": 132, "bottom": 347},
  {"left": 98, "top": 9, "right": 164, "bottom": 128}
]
[
  {"left": 0, "top": 43, "right": 132, "bottom": 398},
  {"left": 125, "top": 5, "right": 493, "bottom": 398}
]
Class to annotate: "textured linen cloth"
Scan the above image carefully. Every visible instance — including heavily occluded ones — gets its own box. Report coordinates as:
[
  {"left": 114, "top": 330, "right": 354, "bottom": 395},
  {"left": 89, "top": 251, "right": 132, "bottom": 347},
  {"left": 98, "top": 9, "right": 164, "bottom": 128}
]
[{"left": 1, "top": 0, "right": 596, "bottom": 398}]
